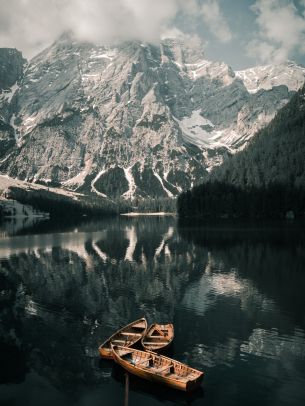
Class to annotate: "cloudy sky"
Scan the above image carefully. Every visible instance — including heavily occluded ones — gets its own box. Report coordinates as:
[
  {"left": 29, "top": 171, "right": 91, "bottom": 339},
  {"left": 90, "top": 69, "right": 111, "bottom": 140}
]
[{"left": 0, "top": 0, "right": 305, "bottom": 69}]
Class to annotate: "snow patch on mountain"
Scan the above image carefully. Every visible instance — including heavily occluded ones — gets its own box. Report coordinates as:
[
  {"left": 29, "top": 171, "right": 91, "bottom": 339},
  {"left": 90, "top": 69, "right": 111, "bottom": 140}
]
[
  {"left": 235, "top": 62, "right": 305, "bottom": 93},
  {"left": 22, "top": 115, "right": 38, "bottom": 135},
  {"left": 0, "top": 83, "right": 19, "bottom": 103},
  {"left": 63, "top": 159, "right": 93, "bottom": 189},
  {"left": 175, "top": 110, "right": 230, "bottom": 149},
  {"left": 153, "top": 170, "right": 173, "bottom": 198},
  {"left": 122, "top": 167, "right": 136, "bottom": 199},
  {"left": 1, "top": 37, "right": 305, "bottom": 199},
  {"left": 9, "top": 114, "right": 18, "bottom": 141},
  {"left": 89, "top": 48, "right": 117, "bottom": 61},
  {"left": 185, "top": 60, "right": 235, "bottom": 85},
  {"left": 91, "top": 170, "right": 108, "bottom": 198},
  {"left": 0, "top": 174, "right": 83, "bottom": 200}
]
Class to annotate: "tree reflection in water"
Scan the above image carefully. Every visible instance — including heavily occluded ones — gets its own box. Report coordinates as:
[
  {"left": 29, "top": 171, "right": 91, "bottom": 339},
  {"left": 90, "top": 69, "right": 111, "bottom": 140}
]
[{"left": 0, "top": 217, "right": 305, "bottom": 405}]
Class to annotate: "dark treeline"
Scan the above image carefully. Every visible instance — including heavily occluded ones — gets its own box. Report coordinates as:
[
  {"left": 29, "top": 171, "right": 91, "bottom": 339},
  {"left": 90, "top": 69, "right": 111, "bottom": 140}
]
[
  {"left": 7, "top": 186, "right": 117, "bottom": 219},
  {"left": 178, "top": 83, "right": 305, "bottom": 220},
  {"left": 4, "top": 186, "right": 176, "bottom": 220},
  {"left": 120, "top": 196, "right": 176, "bottom": 213},
  {"left": 177, "top": 181, "right": 305, "bottom": 220},
  {"left": 211, "top": 83, "right": 305, "bottom": 188}
]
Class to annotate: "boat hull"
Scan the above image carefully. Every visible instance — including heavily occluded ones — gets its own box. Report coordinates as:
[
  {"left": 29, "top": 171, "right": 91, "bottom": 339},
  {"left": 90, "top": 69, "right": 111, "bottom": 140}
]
[
  {"left": 112, "top": 346, "right": 204, "bottom": 392},
  {"left": 141, "top": 323, "right": 174, "bottom": 352},
  {"left": 99, "top": 347, "right": 114, "bottom": 359},
  {"left": 98, "top": 318, "right": 147, "bottom": 359}
]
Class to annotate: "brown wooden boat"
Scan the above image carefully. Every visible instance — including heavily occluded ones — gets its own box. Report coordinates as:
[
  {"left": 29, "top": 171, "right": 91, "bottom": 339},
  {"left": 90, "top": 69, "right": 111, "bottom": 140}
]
[
  {"left": 99, "top": 318, "right": 147, "bottom": 359},
  {"left": 141, "top": 323, "right": 174, "bottom": 352},
  {"left": 111, "top": 345, "right": 204, "bottom": 392}
]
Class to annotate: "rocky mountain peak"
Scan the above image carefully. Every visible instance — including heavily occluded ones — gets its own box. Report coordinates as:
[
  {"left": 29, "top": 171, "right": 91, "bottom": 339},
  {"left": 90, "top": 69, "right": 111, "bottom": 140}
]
[
  {"left": 161, "top": 34, "right": 205, "bottom": 65},
  {"left": 235, "top": 60, "right": 305, "bottom": 93},
  {"left": 0, "top": 37, "right": 305, "bottom": 200}
]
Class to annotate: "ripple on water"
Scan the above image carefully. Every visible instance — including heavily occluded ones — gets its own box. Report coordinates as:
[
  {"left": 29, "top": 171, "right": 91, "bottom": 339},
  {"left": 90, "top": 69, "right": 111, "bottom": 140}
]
[
  {"left": 1, "top": 217, "right": 305, "bottom": 406},
  {"left": 240, "top": 327, "right": 305, "bottom": 360},
  {"left": 184, "top": 338, "right": 240, "bottom": 369},
  {"left": 181, "top": 270, "right": 247, "bottom": 316}
]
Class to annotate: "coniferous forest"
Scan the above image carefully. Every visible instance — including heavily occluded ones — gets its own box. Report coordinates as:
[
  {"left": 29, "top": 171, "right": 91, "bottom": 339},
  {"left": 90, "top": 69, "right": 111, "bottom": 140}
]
[
  {"left": 177, "top": 181, "right": 305, "bottom": 220},
  {"left": 178, "top": 84, "right": 305, "bottom": 220}
]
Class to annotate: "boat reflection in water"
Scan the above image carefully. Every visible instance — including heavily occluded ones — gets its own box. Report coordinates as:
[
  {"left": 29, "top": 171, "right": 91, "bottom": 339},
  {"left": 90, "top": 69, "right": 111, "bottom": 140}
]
[{"left": 0, "top": 216, "right": 305, "bottom": 405}]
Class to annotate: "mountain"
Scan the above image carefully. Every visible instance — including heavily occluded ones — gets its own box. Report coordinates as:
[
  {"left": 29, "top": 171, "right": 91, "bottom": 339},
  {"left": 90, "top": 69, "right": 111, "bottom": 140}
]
[
  {"left": 235, "top": 62, "right": 305, "bottom": 94},
  {"left": 0, "top": 48, "right": 25, "bottom": 90},
  {"left": 177, "top": 83, "right": 305, "bottom": 220},
  {"left": 0, "top": 33, "right": 304, "bottom": 199},
  {"left": 210, "top": 83, "right": 305, "bottom": 188},
  {"left": 0, "top": 49, "right": 26, "bottom": 160}
]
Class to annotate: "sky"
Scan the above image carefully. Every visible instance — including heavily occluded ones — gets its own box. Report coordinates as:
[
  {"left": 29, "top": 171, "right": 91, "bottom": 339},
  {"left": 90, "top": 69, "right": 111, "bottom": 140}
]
[{"left": 0, "top": 0, "right": 305, "bottom": 69}]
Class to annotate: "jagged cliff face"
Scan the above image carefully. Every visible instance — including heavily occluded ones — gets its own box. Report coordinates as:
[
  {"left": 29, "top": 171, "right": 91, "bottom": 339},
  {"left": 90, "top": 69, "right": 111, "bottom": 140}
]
[
  {"left": 0, "top": 35, "right": 304, "bottom": 199},
  {"left": 0, "top": 49, "right": 26, "bottom": 159},
  {"left": 0, "top": 48, "right": 25, "bottom": 90}
]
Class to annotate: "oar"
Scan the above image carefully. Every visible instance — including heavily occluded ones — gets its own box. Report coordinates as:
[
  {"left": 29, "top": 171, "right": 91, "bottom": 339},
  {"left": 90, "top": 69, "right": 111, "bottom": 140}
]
[{"left": 124, "top": 372, "right": 129, "bottom": 406}]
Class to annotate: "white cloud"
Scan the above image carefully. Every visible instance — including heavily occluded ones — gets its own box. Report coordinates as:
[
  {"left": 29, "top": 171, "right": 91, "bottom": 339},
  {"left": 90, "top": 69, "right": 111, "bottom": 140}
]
[
  {"left": 161, "top": 27, "right": 187, "bottom": 40},
  {"left": 0, "top": 0, "right": 233, "bottom": 60},
  {"left": 200, "top": 0, "right": 233, "bottom": 43},
  {"left": 0, "top": 0, "right": 182, "bottom": 58},
  {"left": 0, "top": 0, "right": 66, "bottom": 57},
  {"left": 177, "top": 0, "right": 199, "bottom": 15},
  {"left": 248, "top": 0, "right": 305, "bottom": 64},
  {"left": 67, "top": 0, "right": 179, "bottom": 44}
]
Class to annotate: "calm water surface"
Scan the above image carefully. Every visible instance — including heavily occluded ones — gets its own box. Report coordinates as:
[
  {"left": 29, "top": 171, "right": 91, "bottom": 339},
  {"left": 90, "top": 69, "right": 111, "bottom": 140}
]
[{"left": 0, "top": 216, "right": 305, "bottom": 406}]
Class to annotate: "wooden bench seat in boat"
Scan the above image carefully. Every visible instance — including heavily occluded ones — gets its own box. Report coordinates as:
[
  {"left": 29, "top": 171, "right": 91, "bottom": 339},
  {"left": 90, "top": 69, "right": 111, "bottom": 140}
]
[
  {"left": 99, "top": 317, "right": 148, "bottom": 359},
  {"left": 135, "top": 357, "right": 152, "bottom": 366},
  {"left": 111, "top": 345, "right": 204, "bottom": 391},
  {"left": 142, "top": 341, "right": 167, "bottom": 345},
  {"left": 149, "top": 364, "right": 172, "bottom": 375},
  {"left": 141, "top": 323, "right": 174, "bottom": 352},
  {"left": 144, "top": 336, "right": 168, "bottom": 340},
  {"left": 112, "top": 339, "right": 128, "bottom": 344}
]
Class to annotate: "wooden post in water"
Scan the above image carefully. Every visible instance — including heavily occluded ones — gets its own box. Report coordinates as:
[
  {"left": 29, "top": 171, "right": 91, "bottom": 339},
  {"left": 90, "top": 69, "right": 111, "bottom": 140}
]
[{"left": 124, "top": 372, "right": 129, "bottom": 406}]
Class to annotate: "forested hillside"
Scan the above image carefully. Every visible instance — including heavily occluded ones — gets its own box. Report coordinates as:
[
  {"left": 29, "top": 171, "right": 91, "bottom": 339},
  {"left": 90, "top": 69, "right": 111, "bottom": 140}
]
[
  {"left": 178, "top": 83, "right": 305, "bottom": 220},
  {"left": 210, "top": 83, "right": 305, "bottom": 187}
]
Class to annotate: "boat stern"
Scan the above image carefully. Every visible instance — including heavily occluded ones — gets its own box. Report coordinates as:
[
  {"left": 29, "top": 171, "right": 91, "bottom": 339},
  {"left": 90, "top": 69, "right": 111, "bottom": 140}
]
[{"left": 185, "top": 372, "right": 204, "bottom": 392}]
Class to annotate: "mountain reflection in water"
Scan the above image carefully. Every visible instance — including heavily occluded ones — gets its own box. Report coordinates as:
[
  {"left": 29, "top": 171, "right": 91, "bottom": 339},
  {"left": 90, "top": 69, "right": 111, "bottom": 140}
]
[{"left": 0, "top": 216, "right": 305, "bottom": 406}]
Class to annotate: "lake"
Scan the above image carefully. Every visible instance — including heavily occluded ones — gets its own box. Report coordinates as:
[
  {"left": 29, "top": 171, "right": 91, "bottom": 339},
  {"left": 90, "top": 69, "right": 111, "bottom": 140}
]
[{"left": 0, "top": 215, "right": 305, "bottom": 405}]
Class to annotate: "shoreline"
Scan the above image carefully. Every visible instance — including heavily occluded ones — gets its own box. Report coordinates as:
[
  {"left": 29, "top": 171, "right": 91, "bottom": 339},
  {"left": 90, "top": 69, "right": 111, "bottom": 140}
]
[{"left": 120, "top": 212, "right": 176, "bottom": 217}]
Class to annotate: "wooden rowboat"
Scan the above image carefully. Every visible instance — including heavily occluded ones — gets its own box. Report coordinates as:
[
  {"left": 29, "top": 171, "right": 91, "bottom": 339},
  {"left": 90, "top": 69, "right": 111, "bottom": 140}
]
[
  {"left": 141, "top": 323, "right": 174, "bottom": 352},
  {"left": 111, "top": 345, "right": 204, "bottom": 392},
  {"left": 99, "top": 318, "right": 147, "bottom": 359}
]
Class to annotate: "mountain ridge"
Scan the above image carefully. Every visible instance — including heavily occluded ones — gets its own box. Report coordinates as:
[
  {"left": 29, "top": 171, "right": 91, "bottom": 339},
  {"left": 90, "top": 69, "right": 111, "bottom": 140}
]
[
  {"left": 177, "top": 83, "right": 305, "bottom": 220},
  {"left": 210, "top": 82, "right": 305, "bottom": 188},
  {"left": 0, "top": 34, "right": 304, "bottom": 199}
]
